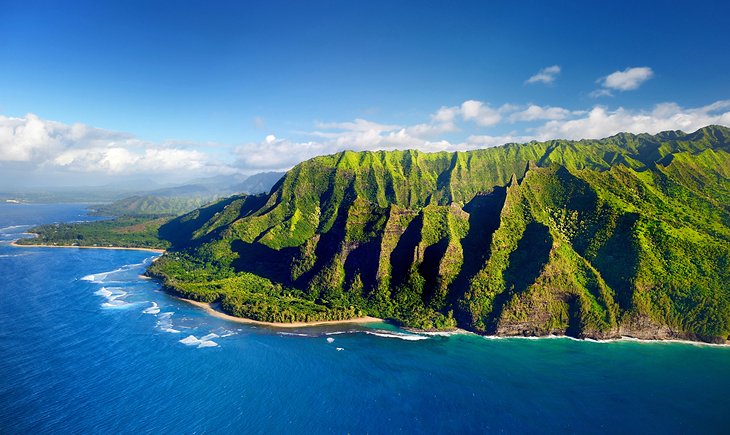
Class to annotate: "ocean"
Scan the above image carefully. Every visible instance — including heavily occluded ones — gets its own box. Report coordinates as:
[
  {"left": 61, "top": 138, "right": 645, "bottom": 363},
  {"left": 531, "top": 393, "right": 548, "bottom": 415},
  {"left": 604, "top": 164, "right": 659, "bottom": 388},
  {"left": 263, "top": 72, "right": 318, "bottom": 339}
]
[{"left": 1, "top": 203, "right": 729, "bottom": 433}]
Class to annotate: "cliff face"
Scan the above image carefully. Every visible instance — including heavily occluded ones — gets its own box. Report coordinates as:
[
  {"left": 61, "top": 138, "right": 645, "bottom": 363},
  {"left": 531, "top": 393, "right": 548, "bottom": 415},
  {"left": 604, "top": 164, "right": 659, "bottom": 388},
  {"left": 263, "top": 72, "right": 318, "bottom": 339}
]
[{"left": 150, "top": 126, "right": 730, "bottom": 343}]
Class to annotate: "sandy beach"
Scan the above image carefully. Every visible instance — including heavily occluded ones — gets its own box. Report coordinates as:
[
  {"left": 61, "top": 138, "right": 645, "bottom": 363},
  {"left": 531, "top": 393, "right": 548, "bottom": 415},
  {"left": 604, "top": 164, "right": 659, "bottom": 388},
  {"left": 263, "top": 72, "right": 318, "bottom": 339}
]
[
  {"left": 180, "top": 297, "right": 383, "bottom": 328},
  {"left": 10, "top": 240, "right": 165, "bottom": 254}
]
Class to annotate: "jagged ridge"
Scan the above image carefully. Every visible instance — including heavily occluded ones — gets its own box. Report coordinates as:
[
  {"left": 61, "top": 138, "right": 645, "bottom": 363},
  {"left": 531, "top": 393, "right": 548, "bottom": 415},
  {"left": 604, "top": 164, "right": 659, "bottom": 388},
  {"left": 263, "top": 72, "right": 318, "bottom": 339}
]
[{"left": 148, "top": 126, "right": 730, "bottom": 342}]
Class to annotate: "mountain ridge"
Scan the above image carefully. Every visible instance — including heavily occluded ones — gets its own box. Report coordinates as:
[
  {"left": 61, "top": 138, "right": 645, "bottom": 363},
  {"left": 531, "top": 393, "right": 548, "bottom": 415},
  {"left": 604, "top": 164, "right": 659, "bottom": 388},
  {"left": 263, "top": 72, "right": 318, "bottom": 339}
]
[{"left": 148, "top": 125, "right": 730, "bottom": 343}]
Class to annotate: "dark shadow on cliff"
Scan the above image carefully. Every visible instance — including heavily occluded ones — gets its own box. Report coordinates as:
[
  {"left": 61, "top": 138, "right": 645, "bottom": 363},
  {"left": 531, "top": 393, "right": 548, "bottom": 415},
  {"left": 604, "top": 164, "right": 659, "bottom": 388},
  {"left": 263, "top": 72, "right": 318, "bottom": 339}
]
[
  {"left": 343, "top": 240, "right": 382, "bottom": 297},
  {"left": 230, "top": 239, "right": 298, "bottom": 286},
  {"left": 449, "top": 188, "right": 507, "bottom": 318},
  {"left": 487, "top": 221, "right": 553, "bottom": 333},
  {"left": 389, "top": 212, "right": 424, "bottom": 290},
  {"left": 565, "top": 295, "right": 583, "bottom": 338},
  {"left": 591, "top": 213, "right": 641, "bottom": 311},
  {"left": 419, "top": 238, "right": 450, "bottom": 307},
  {"left": 292, "top": 182, "right": 357, "bottom": 291}
]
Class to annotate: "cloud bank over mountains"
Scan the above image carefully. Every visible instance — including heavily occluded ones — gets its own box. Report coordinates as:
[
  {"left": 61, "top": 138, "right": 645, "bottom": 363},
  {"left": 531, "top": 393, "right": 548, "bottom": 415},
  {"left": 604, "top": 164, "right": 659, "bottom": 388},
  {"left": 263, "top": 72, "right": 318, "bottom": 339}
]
[{"left": 2, "top": 99, "right": 729, "bottom": 185}]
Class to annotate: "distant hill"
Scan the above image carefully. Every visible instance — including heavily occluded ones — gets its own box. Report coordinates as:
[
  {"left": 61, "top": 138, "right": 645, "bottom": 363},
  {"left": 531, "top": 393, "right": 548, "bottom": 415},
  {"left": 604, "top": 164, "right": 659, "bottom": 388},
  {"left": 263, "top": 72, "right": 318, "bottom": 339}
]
[
  {"left": 230, "top": 171, "right": 284, "bottom": 195},
  {"left": 93, "top": 171, "right": 284, "bottom": 217},
  {"left": 149, "top": 126, "right": 730, "bottom": 343}
]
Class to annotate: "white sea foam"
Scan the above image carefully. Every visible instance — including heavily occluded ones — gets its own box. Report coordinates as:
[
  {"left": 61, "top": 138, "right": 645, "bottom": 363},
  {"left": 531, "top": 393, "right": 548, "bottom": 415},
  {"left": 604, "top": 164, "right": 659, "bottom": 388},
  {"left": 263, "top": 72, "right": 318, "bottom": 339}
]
[
  {"left": 277, "top": 332, "right": 313, "bottom": 337},
  {"left": 180, "top": 335, "right": 201, "bottom": 345},
  {"left": 0, "top": 225, "right": 30, "bottom": 232},
  {"left": 81, "top": 260, "right": 150, "bottom": 283},
  {"left": 200, "top": 333, "right": 219, "bottom": 341},
  {"left": 336, "top": 347, "right": 344, "bottom": 351},
  {"left": 156, "top": 312, "right": 177, "bottom": 332},
  {"left": 94, "top": 287, "right": 113, "bottom": 297},
  {"left": 217, "top": 328, "right": 236, "bottom": 338},
  {"left": 364, "top": 330, "right": 429, "bottom": 341},
  {"left": 179, "top": 334, "right": 219, "bottom": 348},
  {"left": 142, "top": 302, "right": 160, "bottom": 314},
  {"left": 81, "top": 268, "right": 123, "bottom": 283},
  {"left": 97, "top": 288, "right": 131, "bottom": 308},
  {"left": 326, "top": 337, "right": 335, "bottom": 343},
  {"left": 101, "top": 301, "right": 126, "bottom": 308},
  {"left": 417, "top": 328, "right": 474, "bottom": 337},
  {"left": 478, "top": 334, "right": 729, "bottom": 347},
  {"left": 197, "top": 340, "right": 219, "bottom": 348}
]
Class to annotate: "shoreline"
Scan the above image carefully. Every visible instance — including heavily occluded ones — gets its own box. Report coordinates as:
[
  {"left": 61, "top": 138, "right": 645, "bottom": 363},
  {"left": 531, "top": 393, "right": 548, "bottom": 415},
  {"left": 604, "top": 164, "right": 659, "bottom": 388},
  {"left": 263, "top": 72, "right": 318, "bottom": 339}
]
[
  {"left": 178, "top": 297, "right": 383, "bottom": 328},
  {"left": 12, "top": 238, "right": 722, "bottom": 345},
  {"left": 178, "top": 296, "right": 729, "bottom": 345},
  {"left": 483, "top": 333, "right": 730, "bottom": 347},
  {"left": 177, "top": 295, "right": 728, "bottom": 345},
  {"left": 10, "top": 240, "right": 165, "bottom": 254}
]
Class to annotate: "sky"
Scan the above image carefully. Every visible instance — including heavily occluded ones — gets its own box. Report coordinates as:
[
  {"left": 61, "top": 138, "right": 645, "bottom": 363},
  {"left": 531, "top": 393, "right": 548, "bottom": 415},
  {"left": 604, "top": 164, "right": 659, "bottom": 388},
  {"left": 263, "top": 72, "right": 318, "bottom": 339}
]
[{"left": 1, "top": 0, "right": 729, "bottom": 188}]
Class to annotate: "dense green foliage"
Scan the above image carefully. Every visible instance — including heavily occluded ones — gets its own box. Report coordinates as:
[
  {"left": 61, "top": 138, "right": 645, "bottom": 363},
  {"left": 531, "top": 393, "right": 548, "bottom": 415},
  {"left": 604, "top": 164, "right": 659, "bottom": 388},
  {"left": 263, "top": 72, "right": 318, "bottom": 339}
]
[
  {"left": 154, "top": 126, "right": 729, "bottom": 340},
  {"left": 146, "top": 252, "right": 362, "bottom": 323},
  {"left": 17, "top": 216, "right": 171, "bottom": 250}
]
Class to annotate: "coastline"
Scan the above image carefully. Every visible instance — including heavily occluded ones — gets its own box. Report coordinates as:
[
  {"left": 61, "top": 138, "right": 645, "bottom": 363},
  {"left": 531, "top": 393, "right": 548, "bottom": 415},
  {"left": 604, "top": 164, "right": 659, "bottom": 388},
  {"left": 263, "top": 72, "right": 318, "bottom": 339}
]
[
  {"left": 177, "top": 294, "right": 728, "bottom": 344},
  {"left": 179, "top": 295, "right": 729, "bottom": 344},
  {"left": 178, "top": 297, "right": 383, "bottom": 328},
  {"left": 483, "top": 333, "right": 730, "bottom": 347},
  {"left": 10, "top": 240, "right": 165, "bottom": 254},
  {"left": 12, "top": 239, "right": 723, "bottom": 345}
]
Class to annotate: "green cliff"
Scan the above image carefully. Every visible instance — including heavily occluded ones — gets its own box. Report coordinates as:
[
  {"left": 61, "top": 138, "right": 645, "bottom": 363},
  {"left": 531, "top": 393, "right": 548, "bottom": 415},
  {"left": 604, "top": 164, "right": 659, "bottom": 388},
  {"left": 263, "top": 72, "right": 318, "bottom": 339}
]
[{"left": 148, "top": 125, "right": 730, "bottom": 342}]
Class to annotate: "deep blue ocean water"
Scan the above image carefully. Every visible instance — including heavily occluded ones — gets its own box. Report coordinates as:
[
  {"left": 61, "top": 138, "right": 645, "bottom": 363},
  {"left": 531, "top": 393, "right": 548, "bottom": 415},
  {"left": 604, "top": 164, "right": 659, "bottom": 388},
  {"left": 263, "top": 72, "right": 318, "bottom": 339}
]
[{"left": 1, "top": 203, "right": 729, "bottom": 433}]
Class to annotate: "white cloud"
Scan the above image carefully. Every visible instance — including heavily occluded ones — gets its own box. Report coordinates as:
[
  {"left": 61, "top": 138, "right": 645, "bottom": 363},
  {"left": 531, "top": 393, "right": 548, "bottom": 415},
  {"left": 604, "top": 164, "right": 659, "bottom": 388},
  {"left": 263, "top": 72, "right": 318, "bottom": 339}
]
[
  {"left": 4, "top": 98, "right": 730, "bottom": 185},
  {"left": 536, "top": 100, "right": 730, "bottom": 140},
  {"left": 314, "top": 118, "right": 399, "bottom": 133},
  {"left": 432, "top": 106, "right": 459, "bottom": 123},
  {"left": 464, "top": 133, "right": 536, "bottom": 148},
  {"left": 589, "top": 89, "right": 614, "bottom": 98},
  {"left": 526, "top": 65, "right": 561, "bottom": 85},
  {"left": 509, "top": 105, "right": 571, "bottom": 122},
  {"left": 0, "top": 113, "right": 131, "bottom": 162},
  {"left": 460, "top": 100, "right": 502, "bottom": 126},
  {"left": 592, "top": 67, "right": 654, "bottom": 97},
  {"left": 52, "top": 147, "right": 212, "bottom": 174},
  {"left": 602, "top": 67, "right": 654, "bottom": 90},
  {"left": 429, "top": 100, "right": 503, "bottom": 128},
  {"left": 234, "top": 99, "right": 730, "bottom": 171},
  {"left": 234, "top": 136, "right": 329, "bottom": 170},
  {"left": 0, "top": 113, "right": 234, "bottom": 177}
]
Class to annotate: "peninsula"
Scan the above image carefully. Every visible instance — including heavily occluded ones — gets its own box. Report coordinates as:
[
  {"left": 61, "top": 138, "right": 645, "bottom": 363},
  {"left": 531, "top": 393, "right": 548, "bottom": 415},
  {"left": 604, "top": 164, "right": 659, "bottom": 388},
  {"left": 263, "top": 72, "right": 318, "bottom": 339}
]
[
  {"left": 144, "top": 126, "right": 730, "bottom": 343},
  {"left": 15, "top": 127, "right": 730, "bottom": 341}
]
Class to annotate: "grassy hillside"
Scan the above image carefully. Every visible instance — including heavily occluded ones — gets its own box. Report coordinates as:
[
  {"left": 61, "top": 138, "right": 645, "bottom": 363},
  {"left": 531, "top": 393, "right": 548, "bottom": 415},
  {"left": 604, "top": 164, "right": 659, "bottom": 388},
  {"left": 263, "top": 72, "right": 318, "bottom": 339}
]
[{"left": 148, "top": 125, "right": 730, "bottom": 342}]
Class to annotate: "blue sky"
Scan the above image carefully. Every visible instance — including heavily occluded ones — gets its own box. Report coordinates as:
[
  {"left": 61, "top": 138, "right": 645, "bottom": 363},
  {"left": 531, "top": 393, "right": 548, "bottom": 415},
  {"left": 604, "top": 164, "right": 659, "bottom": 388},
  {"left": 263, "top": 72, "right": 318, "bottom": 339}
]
[{"left": 1, "top": 0, "right": 729, "bottom": 186}]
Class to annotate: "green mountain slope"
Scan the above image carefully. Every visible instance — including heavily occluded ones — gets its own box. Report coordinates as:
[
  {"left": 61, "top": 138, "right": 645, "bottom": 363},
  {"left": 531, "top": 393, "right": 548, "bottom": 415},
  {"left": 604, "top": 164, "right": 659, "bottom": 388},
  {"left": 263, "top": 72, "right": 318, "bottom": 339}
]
[{"left": 149, "top": 125, "right": 730, "bottom": 342}]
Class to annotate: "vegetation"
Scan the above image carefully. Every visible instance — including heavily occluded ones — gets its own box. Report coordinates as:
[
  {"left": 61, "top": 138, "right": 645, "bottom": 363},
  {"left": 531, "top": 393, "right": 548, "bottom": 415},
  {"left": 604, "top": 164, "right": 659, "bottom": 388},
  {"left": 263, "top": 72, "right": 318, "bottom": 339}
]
[
  {"left": 35, "top": 126, "right": 729, "bottom": 341},
  {"left": 149, "top": 125, "right": 730, "bottom": 339},
  {"left": 16, "top": 216, "right": 171, "bottom": 250}
]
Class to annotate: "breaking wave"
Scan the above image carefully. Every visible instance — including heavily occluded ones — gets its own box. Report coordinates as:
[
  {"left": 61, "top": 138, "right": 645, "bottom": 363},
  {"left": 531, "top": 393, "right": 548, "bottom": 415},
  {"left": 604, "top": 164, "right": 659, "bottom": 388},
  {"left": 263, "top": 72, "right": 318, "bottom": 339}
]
[
  {"left": 156, "top": 312, "right": 180, "bottom": 333},
  {"left": 363, "top": 330, "right": 429, "bottom": 341},
  {"left": 179, "top": 334, "right": 219, "bottom": 348},
  {"left": 143, "top": 302, "right": 160, "bottom": 314}
]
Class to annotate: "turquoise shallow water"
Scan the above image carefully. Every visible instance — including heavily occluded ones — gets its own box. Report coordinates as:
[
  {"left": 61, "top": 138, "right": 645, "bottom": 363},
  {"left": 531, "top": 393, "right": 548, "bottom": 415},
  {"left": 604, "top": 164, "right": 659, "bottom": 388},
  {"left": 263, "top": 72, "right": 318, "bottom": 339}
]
[{"left": 1, "top": 203, "right": 729, "bottom": 433}]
